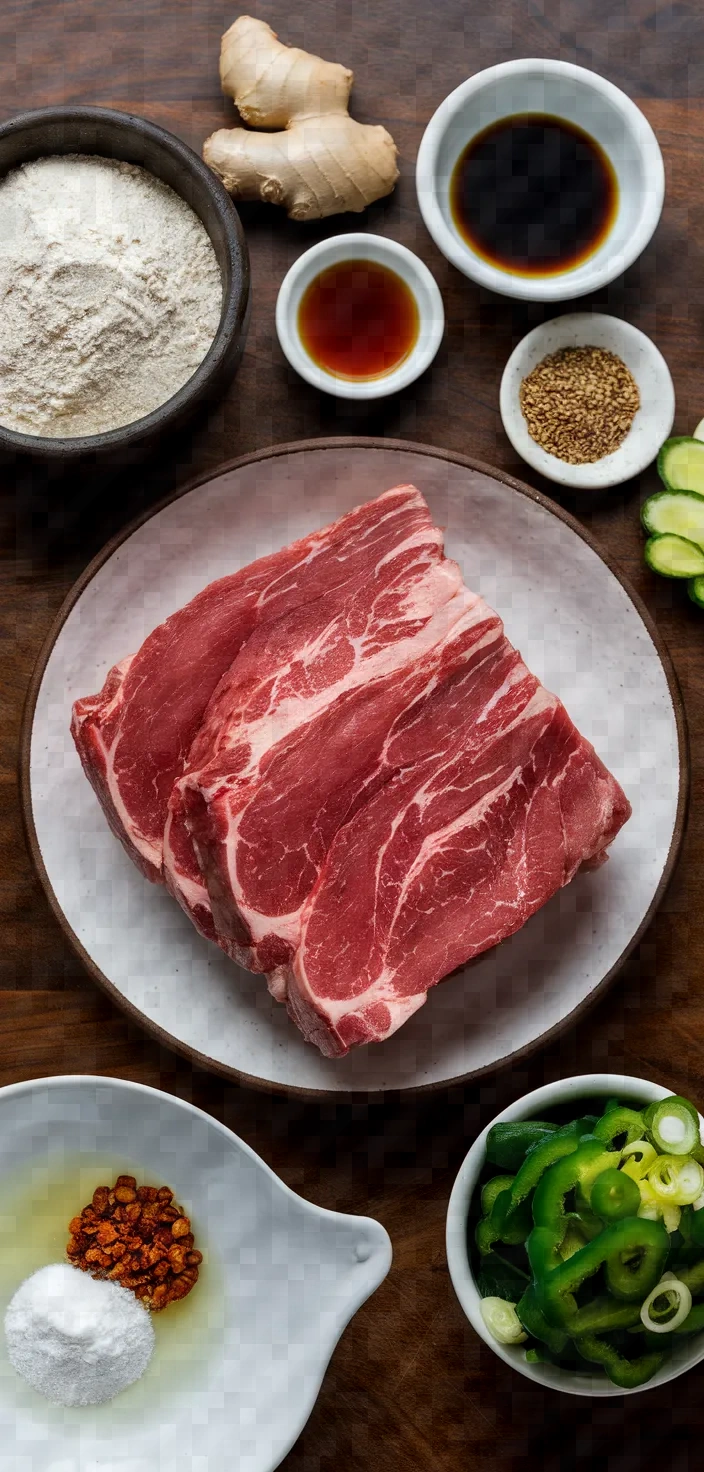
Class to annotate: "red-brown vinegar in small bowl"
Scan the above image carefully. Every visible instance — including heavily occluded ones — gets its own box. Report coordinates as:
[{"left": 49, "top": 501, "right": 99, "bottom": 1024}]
[{"left": 297, "top": 260, "right": 420, "bottom": 379}]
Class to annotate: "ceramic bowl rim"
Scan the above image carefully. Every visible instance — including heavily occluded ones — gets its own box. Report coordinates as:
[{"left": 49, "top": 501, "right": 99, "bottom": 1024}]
[
  {"left": 0, "top": 1072, "right": 393, "bottom": 1240},
  {"left": 446, "top": 1072, "right": 704, "bottom": 1396},
  {"left": 0, "top": 105, "right": 250, "bottom": 458},
  {"left": 498, "top": 312, "right": 676, "bottom": 489},
  {"left": 275, "top": 232, "right": 445, "bottom": 400},
  {"left": 415, "top": 58, "right": 665, "bottom": 302}
]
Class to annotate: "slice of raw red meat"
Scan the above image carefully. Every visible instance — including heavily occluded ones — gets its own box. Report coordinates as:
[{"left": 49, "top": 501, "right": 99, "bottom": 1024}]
[
  {"left": 283, "top": 624, "right": 632, "bottom": 1058},
  {"left": 162, "top": 488, "right": 460, "bottom": 938},
  {"left": 172, "top": 555, "right": 491, "bottom": 972},
  {"left": 71, "top": 484, "right": 438, "bottom": 887}
]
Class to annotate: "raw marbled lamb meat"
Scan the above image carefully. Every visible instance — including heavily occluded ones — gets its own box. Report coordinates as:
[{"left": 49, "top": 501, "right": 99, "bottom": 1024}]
[
  {"left": 283, "top": 622, "right": 631, "bottom": 1057},
  {"left": 162, "top": 486, "right": 462, "bottom": 939},
  {"left": 71, "top": 484, "right": 440, "bottom": 909},
  {"left": 72, "top": 478, "right": 631, "bottom": 1061},
  {"left": 174, "top": 587, "right": 496, "bottom": 973}
]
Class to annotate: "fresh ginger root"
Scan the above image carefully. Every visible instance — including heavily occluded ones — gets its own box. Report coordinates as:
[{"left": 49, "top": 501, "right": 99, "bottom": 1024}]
[{"left": 203, "top": 16, "right": 399, "bottom": 220}]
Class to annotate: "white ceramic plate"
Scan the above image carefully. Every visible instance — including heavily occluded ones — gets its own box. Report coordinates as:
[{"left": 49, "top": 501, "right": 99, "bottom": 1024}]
[
  {"left": 0, "top": 1075, "right": 391, "bottom": 1471},
  {"left": 22, "top": 441, "right": 687, "bottom": 1095}
]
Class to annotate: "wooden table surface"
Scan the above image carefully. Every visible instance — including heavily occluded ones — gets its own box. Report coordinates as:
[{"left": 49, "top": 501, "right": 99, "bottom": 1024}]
[{"left": 2, "top": 0, "right": 703, "bottom": 1462}]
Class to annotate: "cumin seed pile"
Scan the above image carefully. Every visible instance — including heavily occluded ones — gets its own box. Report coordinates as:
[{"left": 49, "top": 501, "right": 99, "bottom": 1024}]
[{"left": 519, "top": 345, "right": 640, "bottom": 464}]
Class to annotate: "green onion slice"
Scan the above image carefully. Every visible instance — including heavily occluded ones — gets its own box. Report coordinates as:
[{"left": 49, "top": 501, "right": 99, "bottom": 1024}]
[
  {"left": 640, "top": 1274, "right": 692, "bottom": 1334},
  {"left": 648, "top": 1155, "right": 704, "bottom": 1206},
  {"left": 621, "top": 1140, "right": 658, "bottom": 1181},
  {"left": 637, "top": 1179, "right": 681, "bottom": 1232},
  {"left": 646, "top": 1097, "right": 701, "bottom": 1155},
  {"left": 479, "top": 1297, "right": 527, "bottom": 1345}
]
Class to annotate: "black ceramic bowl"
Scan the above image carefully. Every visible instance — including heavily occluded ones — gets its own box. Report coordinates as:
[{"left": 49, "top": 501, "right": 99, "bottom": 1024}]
[{"left": 0, "top": 106, "right": 251, "bottom": 459}]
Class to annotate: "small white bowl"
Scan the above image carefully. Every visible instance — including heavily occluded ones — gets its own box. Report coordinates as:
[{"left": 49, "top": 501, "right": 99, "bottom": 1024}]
[
  {"left": 500, "top": 313, "right": 675, "bottom": 489},
  {"left": 447, "top": 1073, "right": 704, "bottom": 1397},
  {"left": 275, "top": 233, "right": 445, "bottom": 399},
  {"left": 416, "top": 59, "right": 665, "bottom": 302},
  {"left": 0, "top": 1075, "right": 392, "bottom": 1471}
]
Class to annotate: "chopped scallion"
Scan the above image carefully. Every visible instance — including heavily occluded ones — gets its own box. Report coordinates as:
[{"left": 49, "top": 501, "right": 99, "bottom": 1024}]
[
  {"left": 640, "top": 1274, "right": 692, "bottom": 1334},
  {"left": 648, "top": 1155, "right": 704, "bottom": 1207},
  {"left": 479, "top": 1297, "right": 527, "bottom": 1345},
  {"left": 645, "top": 1097, "right": 701, "bottom": 1156}
]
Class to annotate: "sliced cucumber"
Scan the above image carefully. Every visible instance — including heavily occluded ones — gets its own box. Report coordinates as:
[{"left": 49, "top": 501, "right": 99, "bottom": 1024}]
[
  {"left": 644, "top": 534, "right": 704, "bottom": 579},
  {"left": 658, "top": 438, "right": 704, "bottom": 495},
  {"left": 689, "top": 575, "right": 704, "bottom": 609},
  {"left": 641, "top": 489, "right": 704, "bottom": 549}
]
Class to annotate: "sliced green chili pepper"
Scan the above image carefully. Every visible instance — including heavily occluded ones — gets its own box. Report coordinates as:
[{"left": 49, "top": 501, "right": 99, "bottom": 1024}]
[
  {"left": 504, "top": 1118, "right": 597, "bottom": 1217},
  {"left": 559, "top": 1220, "right": 590, "bottom": 1260},
  {"left": 574, "top": 1332, "right": 664, "bottom": 1389},
  {"left": 670, "top": 1300, "right": 704, "bottom": 1336},
  {"left": 532, "top": 1216, "right": 669, "bottom": 1327},
  {"left": 673, "top": 1256, "right": 704, "bottom": 1297},
  {"left": 484, "top": 1187, "right": 533, "bottom": 1245},
  {"left": 515, "top": 1284, "right": 569, "bottom": 1355},
  {"left": 679, "top": 1205, "right": 704, "bottom": 1249},
  {"left": 481, "top": 1175, "right": 515, "bottom": 1216},
  {"left": 475, "top": 1184, "right": 532, "bottom": 1254},
  {"left": 531, "top": 1137, "right": 620, "bottom": 1268},
  {"left": 485, "top": 1121, "right": 558, "bottom": 1172},
  {"left": 638, "top": 1299, "right": 704, "bottom": 1348},
  {"left": 591, "top": 1168, "right": 642, "bottom": 1223},
  {"left": 592, "top": 1106, "right": 646, "bottom": 1149},
  {"left": 567, "top": 1295, "right": 642, "bottom": 1336}
]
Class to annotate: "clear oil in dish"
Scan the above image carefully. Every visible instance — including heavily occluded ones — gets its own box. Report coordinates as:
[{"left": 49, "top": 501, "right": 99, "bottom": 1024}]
[
  {"left": 297, "top": 259, "right": 420, "bottom": 379},
  {"left": 0, "top": 1154, "right": 223, "bottom": 1414},
  {"left": 450, "top": 113, "right": 618, "bottom": 277}
]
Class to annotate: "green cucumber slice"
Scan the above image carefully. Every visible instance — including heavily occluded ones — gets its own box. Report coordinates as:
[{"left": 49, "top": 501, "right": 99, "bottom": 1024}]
[
  {"left": 689, "top": 575, "right": 704, "bottom": 609},
  {"left": 645, "top": 534, "right": 704, "bottom": 579},
  {"left": 658, "top": 438, "right": 704, "bottom": 495},
  {"left": 641, "top": 489, "right": 704, "bottom": 549}
]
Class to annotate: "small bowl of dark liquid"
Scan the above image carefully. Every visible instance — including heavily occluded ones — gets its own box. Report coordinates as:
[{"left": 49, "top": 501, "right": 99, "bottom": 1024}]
[
  {"left": 416, "top": 59, "right": 664, "bottom": 302},
  {"left": 275, "top": 234, "right": 445, "bottom": 399}
]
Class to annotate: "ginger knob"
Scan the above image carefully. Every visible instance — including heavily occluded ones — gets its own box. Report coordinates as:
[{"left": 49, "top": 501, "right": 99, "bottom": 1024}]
[{"left": 202, "top": 16, "right": 399, "bottom": 221}]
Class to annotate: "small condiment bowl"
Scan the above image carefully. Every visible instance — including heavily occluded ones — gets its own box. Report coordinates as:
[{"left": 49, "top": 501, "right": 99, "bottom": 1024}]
[
  {"left": 0, "top": 1075, "right": 391, "bottom": 1465},
  {"left": 275, "top": 233, "right": 445, "bottom": 400},
  {"left": 446, "top": 1073, "right": 704, "bottom": 1398},
  {"left": 0, "top": 106, "right": 250, "bottom": 460},
  {"left": 500, "top": 313, "right": 675, "bottom": 489},
  {"left": 416, "top": 59, "right": 664, "bottom": 302}
]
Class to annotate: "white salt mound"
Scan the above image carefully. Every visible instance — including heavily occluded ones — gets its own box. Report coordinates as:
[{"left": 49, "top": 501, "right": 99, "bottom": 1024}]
[{"left": 4, "top": 1261, "right": 155, "bottom": 1406}]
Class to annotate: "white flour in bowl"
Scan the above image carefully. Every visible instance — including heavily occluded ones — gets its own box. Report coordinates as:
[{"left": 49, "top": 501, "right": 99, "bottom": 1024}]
[{"left": 0, "top": 154, "right": 222, "bottom": 438}]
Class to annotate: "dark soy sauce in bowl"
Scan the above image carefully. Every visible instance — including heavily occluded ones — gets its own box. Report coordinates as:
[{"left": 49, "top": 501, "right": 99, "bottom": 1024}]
[
  {"left": 297, "top": 260, "right": 420, "bottom": 380},
  {"left": 450, "top": 113, "right": 618, "bottom": 278}
]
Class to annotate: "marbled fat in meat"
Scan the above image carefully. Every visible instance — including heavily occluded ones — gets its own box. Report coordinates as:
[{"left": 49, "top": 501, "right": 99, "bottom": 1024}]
[{"left": 284, "top": 625, "right": 632, "bottom": 1056}]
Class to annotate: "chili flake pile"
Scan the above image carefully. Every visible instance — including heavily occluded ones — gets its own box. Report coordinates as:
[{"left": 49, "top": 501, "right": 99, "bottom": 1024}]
[
  {"left": 67, "top": 1175, "right": 202, "bottom": 1310},
  {"left": 519, "top": 345, "right": 640, "bottom": 463}
]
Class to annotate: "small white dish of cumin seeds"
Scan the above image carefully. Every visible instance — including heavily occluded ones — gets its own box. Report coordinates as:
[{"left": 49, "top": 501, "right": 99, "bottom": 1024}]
[{"left": 500, "top": 312, "right": 675, "bottom": 490}]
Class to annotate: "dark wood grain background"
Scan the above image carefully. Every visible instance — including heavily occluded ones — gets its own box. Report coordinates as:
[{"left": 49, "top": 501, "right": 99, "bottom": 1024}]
[{"left": 2, "top": 0, "right": 703, "bottom": 1464}]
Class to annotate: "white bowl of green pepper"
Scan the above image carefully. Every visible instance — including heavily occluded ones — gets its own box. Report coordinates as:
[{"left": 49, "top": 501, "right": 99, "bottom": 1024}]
[{"left": 446, "top": 1074, "right": 704, "bottom": 1396}]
